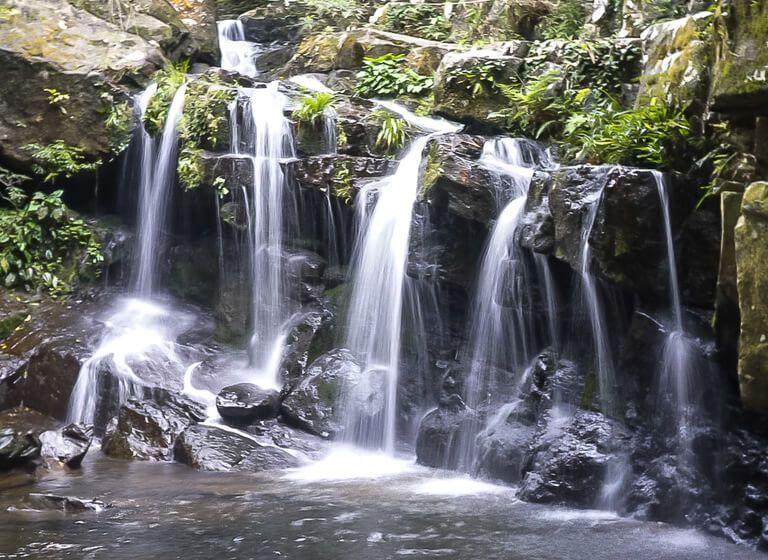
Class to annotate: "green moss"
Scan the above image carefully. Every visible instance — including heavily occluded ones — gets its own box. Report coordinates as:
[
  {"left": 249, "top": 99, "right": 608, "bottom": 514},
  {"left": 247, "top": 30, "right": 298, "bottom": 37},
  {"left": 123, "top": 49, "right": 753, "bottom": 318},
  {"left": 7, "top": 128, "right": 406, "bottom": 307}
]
[
  {"left": 0, "top": 313, "right": 25, "bottom": 341},
  {"left": 420, "top": 142, "right": 442, "bottom": 199}
]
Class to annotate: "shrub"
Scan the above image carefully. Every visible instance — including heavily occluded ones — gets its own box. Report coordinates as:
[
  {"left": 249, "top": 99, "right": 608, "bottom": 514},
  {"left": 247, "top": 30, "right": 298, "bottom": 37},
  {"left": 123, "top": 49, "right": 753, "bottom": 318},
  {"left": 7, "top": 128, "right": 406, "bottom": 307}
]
[
  {"left": 355, "top": 54, "right": 433, "bottom": 99},
  {"left": 538, "top": 0, "right": 585, "bottom": 40},
  {"left": 292, "top": 91, "right": 336, "bottom": 127},
  {"left": 381, "top": 4, "right": 452, "bottom": 41},
  {"left": 372, "top": 109, "right": 409, "bottom": 153},
  {"left": 299, "top": 0, "right": 367, "bottom": 33},
  {"left": 445, "top": 59, "right": 509, "bottom": 98},
  {"left": 0, "top": 188, "right": 103, "bottom": 295},
  {"left": 144, "top": 60, "right": 189, "bottom": 135},
  {"left": 23, "top": 140, "right": 100, "bottom": 183}
]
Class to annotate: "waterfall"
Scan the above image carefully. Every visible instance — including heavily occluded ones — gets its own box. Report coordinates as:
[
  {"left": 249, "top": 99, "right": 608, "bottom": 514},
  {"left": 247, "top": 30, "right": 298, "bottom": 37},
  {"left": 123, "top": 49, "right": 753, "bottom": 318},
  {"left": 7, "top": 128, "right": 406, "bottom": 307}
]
[
  {"left": 341, "top": 137, "right": 432, "bottom": 452},
  {"left": 218, "top": 20, "right": 258, "bottom": 78},
  {"left": 456, "top": 138, "right": 554, "bottom": 470},
  {"left": 653, "top": 171, "right": 697, "bottom": 461},
  {"left": 230, "top": 84, "right": 296, "bottom": 387},
  {"left": 133, "top": 84, "right": 187, "bottom": 297}
]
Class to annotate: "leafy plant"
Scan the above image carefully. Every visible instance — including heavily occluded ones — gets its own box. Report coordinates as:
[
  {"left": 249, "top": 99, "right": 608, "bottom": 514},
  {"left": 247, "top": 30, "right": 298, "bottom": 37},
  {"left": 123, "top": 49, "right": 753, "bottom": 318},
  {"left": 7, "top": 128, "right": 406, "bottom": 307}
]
[
  {"left": 292, "top": 91, "right": 336, "bottom": 127},
  {"left": 372, "top": 109, "right": 408, "bottom": 153},
  {"left": 333, "top": 161, "right": 354, "bottom": 204},
  {"left": 0, "top": 166, "right": 31, "bottom": 190},
  {"left": 23, "top": 140, "right": 100, "bottom": 182},
  {"left": 381, "top": 4, "right": 452, "bottom": 41},
  {"left": 299, "top": 0, "right": 367, "bottom": 33},
  {"left": 0, "top": 188, "right": 103, "bottom": 295},
  {"left": 144, "top": 60, "right": 189, "bottom": 135},
  {"left": 446, "top": 59, "right": 509, "bottom": 98},
  {"left": 539, "top": 0, "right": 585, "bottom": 40},
  {"left": 355, "top": 54, "right": 433, "bottom": 99},
  {"left": 491, "top": 70, "right": 567, "bottom": 139},
  {"left": 44, "top": 88, "right": 70, "bottom": 114},
  {"left": 103, "top": 98, "right": 134, "bottom": 155}
]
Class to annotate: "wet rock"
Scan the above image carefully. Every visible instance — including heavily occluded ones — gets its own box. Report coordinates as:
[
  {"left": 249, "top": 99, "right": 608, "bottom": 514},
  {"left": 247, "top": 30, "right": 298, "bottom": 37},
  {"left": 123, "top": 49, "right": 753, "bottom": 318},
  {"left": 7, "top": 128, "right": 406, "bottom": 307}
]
[
  {"left": 280, "top": 309, "right": 335, "bottom": 384},
  {"left": 283, "top": 155, "right": 394, "bottom": 199},
  {"left": 243, "top": 419, "right": 328, "bottom": 459},
  {"left": 734, "top": 182, "right": 768, "bottom": 412},
  {"left": 102, "top": 391, "right": 206, "bottom": 461},
  {"left": 280, "top": 348, "right": 361, "bottom": 438},
  {"left": 416, "top": 398, "right": 479, "bottom": 470},
  {"left": 27, "top": 493, "right": 110, "bottom": 513},
  {"left": 519, "top": 410, "right": 631, "bottom": 508},
  {"left": 216, "top": 384, "right": 280, "bottom": 423},
  {"left": 433, "top": 46, "right": 527, "bottom": 129},
  {"left": 39, "top": 424, "right": 93, "bottom": 468},
  {"left": 0, "top": 0, "right": 169, "bottom": 174},
  {"left": 174, "top": 424, "right": 299, "bottom": 472},
  {"left": 0, "top": 428, "right": 41, "bottom": 470}
]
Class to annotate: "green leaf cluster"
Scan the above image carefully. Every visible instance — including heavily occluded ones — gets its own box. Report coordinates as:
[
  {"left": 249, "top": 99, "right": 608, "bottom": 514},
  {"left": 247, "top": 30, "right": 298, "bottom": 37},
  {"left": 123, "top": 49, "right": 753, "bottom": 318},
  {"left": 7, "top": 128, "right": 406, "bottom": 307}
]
[
  {"left": 23, "top": 140, "right": 100, "bottom": 183},
  {"left": 372, "top": 109, "right": 409, "bottom": 153},
  {"left": 144, "top": 60, "right": 189, "bottom": 136},
  {"left": 445, "top": 59, "right": 509, "bottom": 98},
  {"left": 355, "top": 54, "right": 433, "bottom": 99},
  {"left": 299, "top": 0, "right": 367, "bottom": 33},
  {"left": 0, "top": 188, "right": 103, "bottom": 295},
  {"left": 292, "top": 91, "right": 336, "bottom": 127},
  {"left": 539, "top": 0, "right": 585, "bottom": 40},
  {"left": 381, "top": 4, "right": 452, "bottom": 41}
]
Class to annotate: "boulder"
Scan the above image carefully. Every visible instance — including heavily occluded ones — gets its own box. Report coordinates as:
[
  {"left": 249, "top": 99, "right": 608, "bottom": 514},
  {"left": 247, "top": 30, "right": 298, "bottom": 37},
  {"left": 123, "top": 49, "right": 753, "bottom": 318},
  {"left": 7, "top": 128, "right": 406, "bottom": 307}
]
[
  {"left": 283, "top": 155, "right": 394, "bottom": 200},
  {"left": 0, "top": 428, "right": 41, "bottom": 470},
  {"left": 734, "top": 182, "right": 768, "bottom": 412},
  {"left": 280, "top": 348, "right": 361, "bottom": 438},
  {"left": 173, "top": 423, "right": 299, "bottom": 471},
  {"left": 39, "top": 424, "right": 93, "bottom": 468},
  {"left": 518, "top": 410, "right": 631, "bottom": 508},
  {"left": 638, "top": 12, "right": 713, "bottom": 110},
  {"left": 416, "top": 398, "right": 479, "bottom": 470},
  {"left": 216, "top": 383, "right": 280, "bottom": 422},
  {"left": 102, "top": 390, "right": 206, "bottom": 461},
  {"left": 27, "top": 493, "right": 111, "bottom": 513},
  {"left": 0, "top": 0, "right": 168, "bottom": 174},
  {"left": 432, "top": 45, "right": 527, "bottom": 129},
  {"left": 281, "top": 28, "right": 459, "bottom": 77},
  {"left": 279, "top": 308, "right": 335, "bottom": 383}
]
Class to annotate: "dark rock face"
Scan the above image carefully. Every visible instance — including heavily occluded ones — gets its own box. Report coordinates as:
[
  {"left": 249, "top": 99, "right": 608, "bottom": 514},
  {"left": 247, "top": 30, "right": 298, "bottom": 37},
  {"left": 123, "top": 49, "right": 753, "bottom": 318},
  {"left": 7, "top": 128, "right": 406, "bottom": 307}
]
[
  {"left": 0, "top": 428, "right": 41, "bottom": 470},
  {"left": 39, "top": 424, "right": 93, "bottom": 468},
  {"left": 280, "top": 348, "right": 361, "bottom": 438},
  {"left": 216, "top": 384, "right": 280, "bottom": 423},
  {"left": 102, "top": 391, "right": 206, "bottom": 461},
  {"left": 519, "top": 411, "right": 632, "bottom": 508},
  {"left": 174, "top": 424, "right": 299, "bottom": 472},
  {"left": 18, "top": 341, "right": 85, "bottom": 421},
  {"left": 280, "top": 309, "right": 335, "bottom": 385},
  {"left": 416, "top": 399, "right": 479, "bottom": 470}
]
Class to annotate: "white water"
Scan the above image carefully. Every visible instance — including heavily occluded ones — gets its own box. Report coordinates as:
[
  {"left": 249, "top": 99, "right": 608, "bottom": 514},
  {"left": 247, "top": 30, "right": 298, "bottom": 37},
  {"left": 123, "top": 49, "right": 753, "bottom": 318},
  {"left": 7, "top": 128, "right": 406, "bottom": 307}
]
[
  {"left": 134, "top": 84, "right": 187, "bottom": 296},
  {"left": 230, "top": 83, "right": 296, "bottom": 388},
  {"left": 342, "top": 137, "right": 432, "bottom": 452},
  {"left": 653, "top": 171, "right": 697, "bottom": 460},
  {"left": 373, "top": 99, "right": 461, "bottom": 134},
  {"left": 218, "top": 20, "right": 258, "bottom": 78}
]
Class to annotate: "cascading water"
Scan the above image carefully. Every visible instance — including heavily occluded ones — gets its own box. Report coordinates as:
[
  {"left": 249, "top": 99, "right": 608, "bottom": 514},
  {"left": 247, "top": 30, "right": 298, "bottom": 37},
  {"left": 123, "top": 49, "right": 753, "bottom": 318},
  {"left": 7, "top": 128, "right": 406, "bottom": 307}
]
[
  {"left": 133, "top": 84, "right": 187, "bottom": 296},
  {"left": 653, "top": 171, "right": 697, "bottom": 461},
  {"left": 342, "top": 137, "right": 432, "bottom": 452},
  {"left": 230, "top": 83, "right": 296, "bottom": 388},
  {"left": 456, "top": 138, "right": 556, "bottom": 471},
  {"left": 218, "top": 20, "right": 258, "bottom": 78},
  {"left": 69, "top": 83, "right": 191, "bottom": 424}
]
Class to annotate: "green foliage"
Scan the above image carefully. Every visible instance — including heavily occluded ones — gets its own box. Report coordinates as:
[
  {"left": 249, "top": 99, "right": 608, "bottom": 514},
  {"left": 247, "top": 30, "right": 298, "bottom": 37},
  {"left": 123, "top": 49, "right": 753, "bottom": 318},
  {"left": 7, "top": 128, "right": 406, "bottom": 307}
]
[
  {"left": 144, "top": 60, "right": 189, "bottom": 136},
  {"left": 642, "top": 0, "right": 689, "bottom": 21},
  {"left": 539, "top": 0, "right": 585, "bottom": 40},
  {"left": 445, "top": 59, "right": 509, "bottom": 98},
  {"left": 23, "top": 140, "right": 100, "bottom": 182},
  {"left": 372, "top": 109, "right": 408, "bottom": 153},
  {"left": 355, "top": 54, "right": 433, "bottom": 99},
  {"left": 333, "top": 161, "right": 354, "bottom": 204},
  {"left": 299, "top": 0, "right": 367, "bottom": 33},
  {"left": 292, "top": 91, "right": 336, "bottom": 127},
  {"left": 0, "top": 166, "right": 31, "bottom": 190},
  {"left": 0, "top": 188, "right": 103, "bottom": 295},
  {"left": 103, "top": 97, "right": 134, "bottom": 156},
  {"left": 176, "top": 74, "right": 235, "bottom": 192},
  {"left": 493, "top": 70, "right": 690, "bottom": 168},
  {"left": 44, "top": 88, "right": 70, "bottom": 114},
  {"left": 381, "top": 4, "right": 452, "bottom": 41},
  {"left": 526, "top": 39, "right": 642, "bottom": 94}
]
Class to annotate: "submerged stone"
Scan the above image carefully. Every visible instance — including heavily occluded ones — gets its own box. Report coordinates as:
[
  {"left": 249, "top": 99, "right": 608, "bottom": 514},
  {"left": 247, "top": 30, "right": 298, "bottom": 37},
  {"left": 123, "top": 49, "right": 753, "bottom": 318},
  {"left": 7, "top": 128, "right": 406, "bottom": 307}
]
[{"left": 39, "top": 424, "right": 93, "bottom": 468}]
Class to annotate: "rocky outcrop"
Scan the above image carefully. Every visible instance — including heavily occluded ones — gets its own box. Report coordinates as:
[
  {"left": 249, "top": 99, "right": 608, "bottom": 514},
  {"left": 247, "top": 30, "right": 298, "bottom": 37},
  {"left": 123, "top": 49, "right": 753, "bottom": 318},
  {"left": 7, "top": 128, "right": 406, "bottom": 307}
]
[
  {"left": 39, "top": 423, "right": 93, "bottom": 468},
  {"left": 0, "top": 0, "right": 168, "bottom": 174},
  {"left": 102, "top": 391, "right": 206, "bottom": 460},
  {"left": 0, "top": 427, "right": 41, "bottom": 470},
  {"left": 734, "top": 182, "right": 768, "bottom": 412},
  {"left": 173, "top": 423, "right": 299, "bottom": 472},
  {"left": 638, "top": 12, "right": 713, "bottom": 110},
  {"left": 432, "top": 44, "right": 528, "bottom": 129},
  {"left": 280, "top": 348, "right": 361, "bottom": 438},
  {"left": 27, "top": 493, "right": 111, "bottom": 512}
]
